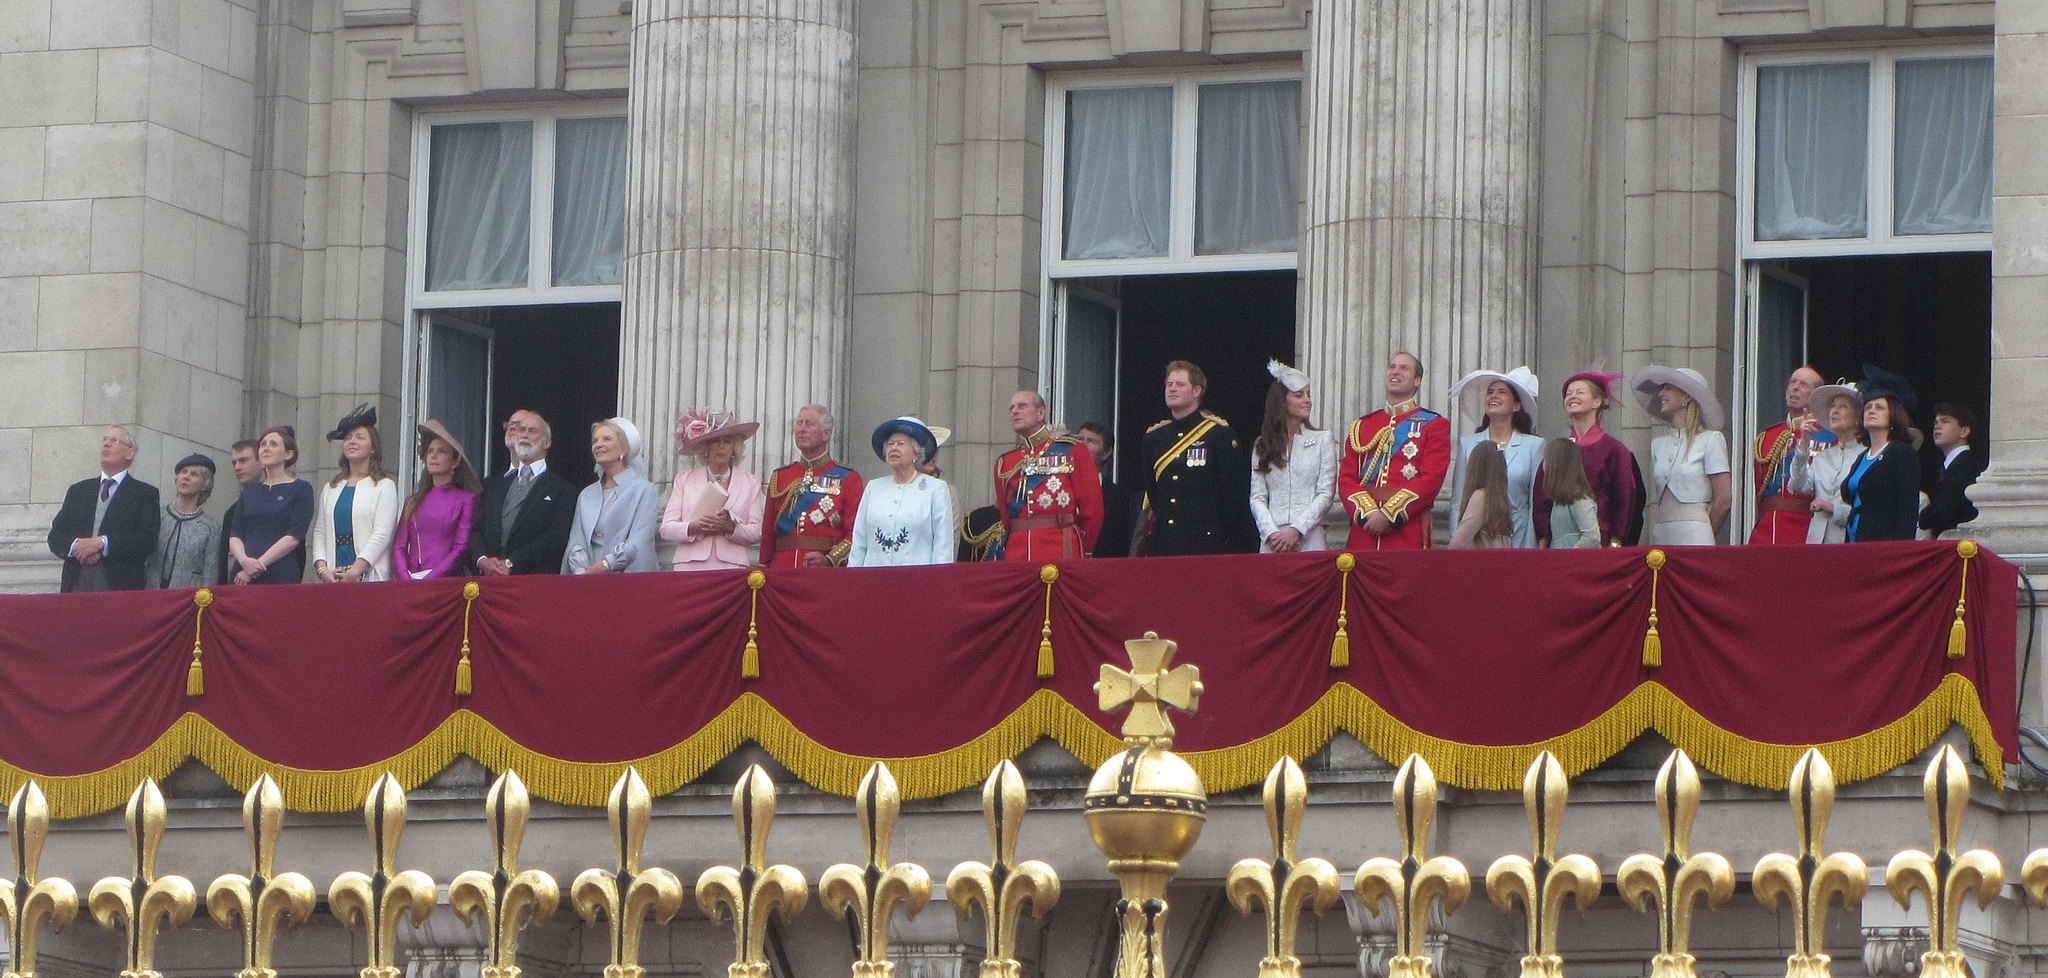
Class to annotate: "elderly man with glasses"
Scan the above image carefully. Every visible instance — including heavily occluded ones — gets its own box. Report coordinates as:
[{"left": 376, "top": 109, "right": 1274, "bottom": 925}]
[{"left": 469, "top": 410, "right": 577, "bottom": 575}]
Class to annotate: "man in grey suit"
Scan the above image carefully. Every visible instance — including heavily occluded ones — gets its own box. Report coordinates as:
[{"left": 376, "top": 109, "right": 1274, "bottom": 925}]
[{"left": 470, "top": 409, "right": 576, "bottom": 575}]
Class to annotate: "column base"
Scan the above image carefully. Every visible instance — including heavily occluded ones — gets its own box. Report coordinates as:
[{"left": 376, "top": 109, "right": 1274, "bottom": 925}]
[{"left": 1956, "top": 464, "right": 2048, "bottom": 557}]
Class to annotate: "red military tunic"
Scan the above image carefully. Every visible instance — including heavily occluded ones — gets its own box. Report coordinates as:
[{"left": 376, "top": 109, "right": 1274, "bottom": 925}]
[
  {"left": 993, "top": 427, "right": 1102, "bottom": 561},
  {"left": 1748, "top": 414, "right": 1821, "bottom": 545},
  {"left": 760, "top": 455, "right": 863, "bottom": 568},
  {"left": 1339, "top": 400, "right": 1451, "bottom": 551}
]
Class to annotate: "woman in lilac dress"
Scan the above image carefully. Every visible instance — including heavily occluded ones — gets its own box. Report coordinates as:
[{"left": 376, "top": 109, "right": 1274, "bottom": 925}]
[{"left": 392, "top": 420, "right": 482, "bottom": 579}]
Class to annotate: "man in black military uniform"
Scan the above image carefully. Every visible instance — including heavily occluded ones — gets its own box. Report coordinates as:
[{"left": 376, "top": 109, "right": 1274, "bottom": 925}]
[{"left": 1137, "top": 360, "right": 1251, "bottom": 555}]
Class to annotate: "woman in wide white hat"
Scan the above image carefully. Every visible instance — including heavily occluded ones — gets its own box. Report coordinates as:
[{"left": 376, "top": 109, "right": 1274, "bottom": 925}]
[
  {"left": 563, "top": 416, "right": 660, "bottom": 573},
  {"left": 1447, "top": 367, "right": 1542, "bottom": 547},
  {"left": 1631, "top": 365, "right": 1731, "bottom": 545},
  {"left": 660, "top": 409, "right": 764, "bottom": 572}
]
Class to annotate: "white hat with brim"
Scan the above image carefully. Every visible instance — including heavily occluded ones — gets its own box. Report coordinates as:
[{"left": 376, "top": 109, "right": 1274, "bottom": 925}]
[
  {"left": 1631, "top": 366, "right": 1724, "bottom": 430},
  {"left": 1808, "top": 383, "right": 1862, "bottom": 427},
  {"left": 1448, "top": 367, "right": 1540, "bottom": 428}
]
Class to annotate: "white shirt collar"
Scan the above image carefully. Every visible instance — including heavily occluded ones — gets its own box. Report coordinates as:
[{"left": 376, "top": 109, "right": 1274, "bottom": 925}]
[
  {"left": 1943, "top": 445, "right": 1971, "bottom": 469},
  {"left": 508, "top": 458, "right": 549, "bottom": 477},
  {"left": 100, "top": 469, "right": 129, "bottom": 487}
]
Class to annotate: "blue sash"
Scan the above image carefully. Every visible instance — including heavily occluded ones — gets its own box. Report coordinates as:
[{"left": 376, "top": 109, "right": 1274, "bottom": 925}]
[
  {"left": 775, "top": 465, "right": 854, "bottom": 539},
  {"left": 1361, "top": 410, "right": 1439, "bottom": 485},
  {"left": 1005, "top": 442, "right": 1080, "bottom": 520}
]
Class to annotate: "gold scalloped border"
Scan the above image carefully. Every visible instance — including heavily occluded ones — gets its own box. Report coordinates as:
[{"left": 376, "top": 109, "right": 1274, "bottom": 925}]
[{"left": 0, "top": 675, "right": 2000, "bottom": 817}]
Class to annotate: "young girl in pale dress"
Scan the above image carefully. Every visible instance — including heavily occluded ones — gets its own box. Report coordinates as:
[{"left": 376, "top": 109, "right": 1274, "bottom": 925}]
[
  {"left": 1541, "top": 438, "right": 1602, "bottom": 549},
  {"left": 1450, "top": 442, "right": 1515, "bottom": 548}
]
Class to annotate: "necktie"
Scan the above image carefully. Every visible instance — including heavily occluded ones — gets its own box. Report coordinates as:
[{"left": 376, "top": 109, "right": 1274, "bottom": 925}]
[
  {"left": 100, "top": 478, "right": 113, "bottom": 500},
  {"left": 517, "top": 465, "right": 534, "bottom": 486}
]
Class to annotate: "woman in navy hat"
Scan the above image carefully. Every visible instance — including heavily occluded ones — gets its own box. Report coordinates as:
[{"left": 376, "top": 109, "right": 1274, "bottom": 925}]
[
  {"left": 309, "top": 403, "right": 401, "bottom": 582},
  {"left": 147, "top": 453, "right": 221, "bottom": 589},
  {"left": 848, "top": 417, "right": 954, "bottom": 567},
  {"left": 1843, "top": 366, "right": 1923, "bottom": 542}
]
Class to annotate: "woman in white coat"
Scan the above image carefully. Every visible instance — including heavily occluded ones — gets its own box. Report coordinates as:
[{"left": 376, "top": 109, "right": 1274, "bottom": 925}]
[
  {"left": 1804, "top": 382, "right": 1864, "bottom": 544},
  {"left": 660, "top": 410, "right": 765, "bottom": 572},
  {"left": 1447, "top": 367, "right": 1543, "bottom": 547},
  {"left": 1632, "top": 365, "right": 1731, "bottom": 545},
  {"left": 848, "top": 417, "right": 955, "bottom": 567},
  {"left": 308, "top": 404, "right": 401, "bottom": 582},
  {"left": 1249, "top": 360, "right": 1338, "bottom": 552}
]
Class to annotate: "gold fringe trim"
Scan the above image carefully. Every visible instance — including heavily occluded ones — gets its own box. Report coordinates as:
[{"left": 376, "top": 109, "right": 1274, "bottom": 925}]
[
  {"left": 0, "top": 676, "right": 2002, "bottom": 817},
  {"left": 1331, "top": 553, "right": 1355, "bottom": 667},
  {"left": 187, "top": 588, "right": 213, "bottom": 697},
  {"left": 1950, "top": 540, "right": 1977, "bottom": 660}
]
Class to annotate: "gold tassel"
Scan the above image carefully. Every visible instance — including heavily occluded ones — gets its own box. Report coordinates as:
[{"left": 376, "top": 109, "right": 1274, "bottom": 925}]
[
  {"left": 742, "top": 570, "right": 765, "bottom": 679},
  {"left": 456, "top": 581, "right": 480, "bottom": 696},
  {"left": 1037, "top": 565, "right": 1059, "bottom": 678},
  {"left": 187, "top": 588, "right": 212, "bottom": 697},
  {"left": 1331, "top": 553, "right": 1355, "bottom": 667},
  {"left": 1643, "top": 550, "right": 1667, "bottom": 668},
  {"left": 1949, "top": 540, "right": 1977, "bottom": 660}
]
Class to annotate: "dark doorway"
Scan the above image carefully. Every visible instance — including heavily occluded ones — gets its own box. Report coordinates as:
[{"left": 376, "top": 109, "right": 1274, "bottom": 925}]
[
  {"left": 431, "top": 302, "right": 620, "bottom": 487},
  {"left": 1108, "top": 270, "right": 1298, "bottom": 486},
  {"left": 1787, "top": 252, "right": 1991, "bottom": 472}
]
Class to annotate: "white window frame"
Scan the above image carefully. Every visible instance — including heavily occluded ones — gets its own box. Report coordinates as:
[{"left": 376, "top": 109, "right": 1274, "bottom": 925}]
[
  {"left": 1737, "top": 43, "right": 1993, "bottom": 260},
  {"left": 1042, "top": 65, "right": 1303, "bottom": 278},
  {"left": 407, "top": 102, "right": 629, "bottom": 309}
]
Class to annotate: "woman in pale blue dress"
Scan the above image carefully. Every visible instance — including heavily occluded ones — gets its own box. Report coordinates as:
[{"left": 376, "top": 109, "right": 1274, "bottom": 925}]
[
  {"left": 563, "top": 417, "right": 660, "bottom": 574},
  {"left": 849, "top": 417, "right": 955, "bottom": 567},
  {"left": 1447, "top": 367, "right": 1543, "bottom": 547}
]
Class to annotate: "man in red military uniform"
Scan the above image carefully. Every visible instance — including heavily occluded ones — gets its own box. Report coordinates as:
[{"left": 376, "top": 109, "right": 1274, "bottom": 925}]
[
  {"left": 760, "top": 404, "right": 864, "bottom": 568},
  {"left": 992, "top": 390, "right": 1102, "bottom": 561},
  {"left": 1340, "top": 352, "right": 1451, "bottom": 551},
  {"left": 1748, "top": 366, "right": 1828, "bottom": 545}
]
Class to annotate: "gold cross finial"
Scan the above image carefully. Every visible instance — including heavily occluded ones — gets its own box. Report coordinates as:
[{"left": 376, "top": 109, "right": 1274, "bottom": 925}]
[{"left": 1096, "top": 632, "right": 1203, "bottom": 746}]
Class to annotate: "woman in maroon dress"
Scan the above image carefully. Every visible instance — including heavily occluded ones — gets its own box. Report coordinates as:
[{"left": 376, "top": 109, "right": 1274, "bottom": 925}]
[{"left": 1532, "top": 370, "right": 1641, "bottom": 546}]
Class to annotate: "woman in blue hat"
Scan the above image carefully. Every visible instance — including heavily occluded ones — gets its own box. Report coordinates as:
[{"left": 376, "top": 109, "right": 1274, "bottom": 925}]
[{"left": 848, "top": 417, "right": 955, "bottom": 567}]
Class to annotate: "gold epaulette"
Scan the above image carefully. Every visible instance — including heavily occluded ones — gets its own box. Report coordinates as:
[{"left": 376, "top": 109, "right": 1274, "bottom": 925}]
[
  {"left": 1200, "top": 410, "right": 1230, "bottom": 426},
  {"left": 1145, "top": 418, "right": 1172, "bottom": 433}
]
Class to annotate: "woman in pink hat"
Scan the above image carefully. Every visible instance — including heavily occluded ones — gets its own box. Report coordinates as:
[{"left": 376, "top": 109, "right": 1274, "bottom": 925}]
[
  {"left": 1532, "top": 370, "right": 1641, "bottom": 546},
  {"left": 661, "top": 410, "right": 764, "bottom": 572}
]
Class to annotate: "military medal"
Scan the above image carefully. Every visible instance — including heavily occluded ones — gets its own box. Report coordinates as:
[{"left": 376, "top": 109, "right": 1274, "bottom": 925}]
[{"left": 1401, "top": 463, "right": 1418, "bottom": 479}]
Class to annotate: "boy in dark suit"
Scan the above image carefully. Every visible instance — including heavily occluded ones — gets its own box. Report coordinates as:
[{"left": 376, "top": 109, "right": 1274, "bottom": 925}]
[{"left": 1920, "top": 401, "right": 1986, "bottom": 537}]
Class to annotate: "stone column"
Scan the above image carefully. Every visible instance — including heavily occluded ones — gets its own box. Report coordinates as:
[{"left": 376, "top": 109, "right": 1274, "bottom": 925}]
[
  {"left": 1964, "top": 0, "right": 2048, "bottom": 558},
  {"left": 618, "top": 0, "right": 859, "bottom": 481},
  {"left": 1299, "top": 0, "right": 1539, "bottom": 419}
]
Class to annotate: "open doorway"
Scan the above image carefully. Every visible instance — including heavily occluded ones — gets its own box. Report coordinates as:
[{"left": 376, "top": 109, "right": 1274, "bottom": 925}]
[
  {"left": 1051, "top": 270, "right": 1297, "bottom": 486},
  {"left": 417, "top": 302, "right": 620, "bottom": 486}
]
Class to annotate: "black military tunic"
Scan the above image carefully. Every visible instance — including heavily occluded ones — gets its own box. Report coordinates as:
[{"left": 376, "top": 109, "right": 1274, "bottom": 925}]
[{"left": 1138, "top": 410, "right": 1251, "bottom": 555}]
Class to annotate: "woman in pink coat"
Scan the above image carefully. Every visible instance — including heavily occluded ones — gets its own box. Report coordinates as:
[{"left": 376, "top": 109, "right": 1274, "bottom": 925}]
[{"left": 660, "top": 409, "right": 765, "bottom": 572}]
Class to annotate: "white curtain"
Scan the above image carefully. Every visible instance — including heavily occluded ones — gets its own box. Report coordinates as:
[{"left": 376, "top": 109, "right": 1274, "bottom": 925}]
[
  {"left": 1063, "top": 87, "right": 1173, "bottom": 260},
  {"left": 426, "top": 122, "right": 533, "bottom": 291},
  {"left": 1196, "top": 80, "right": 1300, "bottom": 255},
  {"left": 553, "top": 116, "right": 628, "bottom": 286},
  {"left": 1894, "top": 57, "right": 1993, "bottom": 236},
  {"left": 1755, "top": 63, "right": 1868, "bottom": 241}
]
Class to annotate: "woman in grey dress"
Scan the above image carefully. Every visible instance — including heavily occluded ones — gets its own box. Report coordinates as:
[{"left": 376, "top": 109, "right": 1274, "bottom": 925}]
[
  {"left": 563, "top": 417, "right": 660, "bottom": 574},
  {"left": 148, "top": 453, "right": 222, "bottom": 589}
]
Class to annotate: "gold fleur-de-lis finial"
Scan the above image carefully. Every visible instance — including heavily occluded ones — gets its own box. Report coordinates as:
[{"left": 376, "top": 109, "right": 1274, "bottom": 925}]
[
  {"left": 1753, "top": 750, "right": 1868, "bottom": 978},
  {"left": 571, "top": 769, "right": 684, "bottom": 978},
  {"left": 1884, "top": 746, "right": 2002, "bottom": 978},
  {"left": 207, "top": 775, "right": 317, "bottom": 978},
  {"left": 1485, "top": 753, "right": 1601, "bottom": 978},
  {"left": 1, "top": 781, "right": 79, "bottom": 978},
  {"left": 821, "top": 763, "right": 932, "bottom": 977},
  {"left": 697, "top": 765, "right": 809, "bottom": 978},
  {"left": 1095, "top": 631, "right": 1202, "bottom": 746},
  {"left": 1617, "top": 750, "right": 1734, "bottom": 978},
  {"left": 1353, "top": 756, "right": 1470, "bottom": 978},
  {"left": 452, "top": 772, "right": 561, "bottom": 978},
  {"left": 328, "top": 774, "right": 438, "bottom": 978},
  {"left": 88, "top": 779, "right": 197, "bottom": 978},
  {"left": 1226, "top": 758, "right": 1339, "bottom": 978},
  {"left": 946, "top": 761, "right": 1060, "bottom": 978}
]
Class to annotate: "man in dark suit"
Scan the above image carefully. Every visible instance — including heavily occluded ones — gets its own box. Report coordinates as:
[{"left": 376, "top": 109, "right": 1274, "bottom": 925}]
[
  {"left": 470, "top": 409, "right": 577, "bottom": 575},
  {"left": 1076, "top": 420, "right": 1132, "bottom": 558},
  {"left": 1920, "top": 401, "right": 1987, "bottom": 537},
  {"left": 47, "top": 425, "right": 161, "bottom": 592}
]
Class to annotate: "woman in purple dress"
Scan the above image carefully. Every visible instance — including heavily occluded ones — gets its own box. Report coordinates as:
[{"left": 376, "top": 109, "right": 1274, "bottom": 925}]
[
  {"left": 392, "top": 420, "right": 482, "bottom": 580},
  {"left": 1532, "top": 370, "right": 1642, "bottom": 546}
]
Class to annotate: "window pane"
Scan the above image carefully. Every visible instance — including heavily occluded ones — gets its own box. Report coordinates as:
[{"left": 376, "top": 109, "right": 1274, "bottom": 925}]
[
  {"left": 426, "top": 121, "right": 533, "bottom": 291},
  {"left": 1064, "top": 87, "right": 1172, "bottom": 260},
  {"left": 553, "top": 116, "right": 629, "bottom": 286},
  {"left": 1196, "top": 80, "right": 1300, "bottom": 255},
  {"left": 1755, "top": 63, "right": 1868, "bottom": 241},
  {"left": 1894, "top": 57, "right": 1992, "bottom": 236}
]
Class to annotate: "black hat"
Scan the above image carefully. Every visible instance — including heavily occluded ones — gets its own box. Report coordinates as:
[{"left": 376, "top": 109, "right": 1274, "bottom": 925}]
[
  {"left": 326, "top": 403, "right": 377, "bottom": 440},
  {"left": 174, "top": 453, "right": 215, "bottom": 474},
  {"left": 1860, "top": 365, "right": 1918, "bottom": 420}
]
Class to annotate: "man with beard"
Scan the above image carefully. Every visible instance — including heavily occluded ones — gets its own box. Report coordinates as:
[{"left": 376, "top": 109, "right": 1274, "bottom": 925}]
[{"left": 470, "top": 409, "right": 577, "bottom": 575}]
